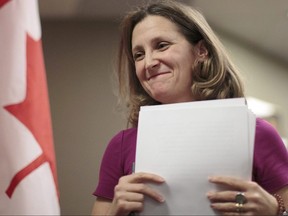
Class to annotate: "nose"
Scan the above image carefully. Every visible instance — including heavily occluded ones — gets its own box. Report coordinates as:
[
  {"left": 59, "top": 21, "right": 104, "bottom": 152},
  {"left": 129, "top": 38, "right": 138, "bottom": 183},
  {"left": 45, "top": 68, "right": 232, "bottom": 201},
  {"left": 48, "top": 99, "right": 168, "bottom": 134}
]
[{"left": 145, "top": 52, "right": 159, "bottom": 71}]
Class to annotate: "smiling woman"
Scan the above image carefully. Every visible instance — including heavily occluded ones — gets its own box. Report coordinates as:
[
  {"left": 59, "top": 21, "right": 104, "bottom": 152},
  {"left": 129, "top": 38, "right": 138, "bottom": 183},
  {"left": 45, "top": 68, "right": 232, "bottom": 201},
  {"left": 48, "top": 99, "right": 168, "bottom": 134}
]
[
  {"left": 132, "top": 15, "right": 197, "bottom": 104},
  {"left": 91, "top": 1, "right": 288, "bottom": 215}
]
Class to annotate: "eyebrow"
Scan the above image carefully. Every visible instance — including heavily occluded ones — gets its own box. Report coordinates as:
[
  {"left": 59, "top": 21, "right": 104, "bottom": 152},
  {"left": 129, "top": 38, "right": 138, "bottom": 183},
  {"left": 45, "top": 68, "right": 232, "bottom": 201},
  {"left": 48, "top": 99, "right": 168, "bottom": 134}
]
[{"left": 132, "top": 45, "right": 142, "bottom": 54}]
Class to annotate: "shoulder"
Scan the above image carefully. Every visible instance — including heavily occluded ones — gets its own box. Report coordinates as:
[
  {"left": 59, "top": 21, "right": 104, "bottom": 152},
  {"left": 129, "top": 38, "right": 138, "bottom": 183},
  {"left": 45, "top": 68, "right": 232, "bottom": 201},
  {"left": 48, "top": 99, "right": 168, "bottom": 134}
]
[
  {"left": 108, "top": 127, "right": 137, "bottom": 146},
  {"left": 122, "top": 127, "right": 138, "bottom": 139},
  {"left": 254, "top": 118, "right": 287, "bottom": 155},
  {"left": 256, "top": 118, "right": 276, "bottom": 133},
  {"left": 253, "top": 118, "right": 288, "bottom": 192},
  {"left": 255, "top": 118, "right": 283, "bottom": 143},
  {"left": 105, "top": 127, "right": 137, "bottom": 155}
]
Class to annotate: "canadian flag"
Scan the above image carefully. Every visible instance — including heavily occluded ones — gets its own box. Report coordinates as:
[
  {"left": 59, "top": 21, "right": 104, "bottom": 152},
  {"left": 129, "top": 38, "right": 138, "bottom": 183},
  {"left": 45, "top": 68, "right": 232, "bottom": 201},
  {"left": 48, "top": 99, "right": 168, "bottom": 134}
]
[{"left": 0, "top": 0, "right": 60, "bottom": 214}]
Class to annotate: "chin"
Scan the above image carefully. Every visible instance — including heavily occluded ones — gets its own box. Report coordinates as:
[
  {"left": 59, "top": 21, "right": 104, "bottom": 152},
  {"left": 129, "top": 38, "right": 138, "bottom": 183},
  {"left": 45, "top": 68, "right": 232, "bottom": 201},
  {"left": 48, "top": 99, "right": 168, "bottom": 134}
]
[{"left": 152, "top": 94, "right": 174, "bottom": 104}]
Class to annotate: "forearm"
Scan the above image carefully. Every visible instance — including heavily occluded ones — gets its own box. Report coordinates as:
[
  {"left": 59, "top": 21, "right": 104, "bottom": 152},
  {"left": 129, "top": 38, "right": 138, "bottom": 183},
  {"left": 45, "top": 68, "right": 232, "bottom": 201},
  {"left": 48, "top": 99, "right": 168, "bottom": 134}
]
[{"left": 91, "top": 198, "right": 112, "bottom": 216}]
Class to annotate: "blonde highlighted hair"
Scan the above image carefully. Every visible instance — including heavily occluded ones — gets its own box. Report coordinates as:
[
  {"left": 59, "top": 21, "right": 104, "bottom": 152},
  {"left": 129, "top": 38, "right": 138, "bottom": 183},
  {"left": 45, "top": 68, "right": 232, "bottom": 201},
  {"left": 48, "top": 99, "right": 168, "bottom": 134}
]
[{"left": 117, "top": 0, "right": 244, "bottom": 127}]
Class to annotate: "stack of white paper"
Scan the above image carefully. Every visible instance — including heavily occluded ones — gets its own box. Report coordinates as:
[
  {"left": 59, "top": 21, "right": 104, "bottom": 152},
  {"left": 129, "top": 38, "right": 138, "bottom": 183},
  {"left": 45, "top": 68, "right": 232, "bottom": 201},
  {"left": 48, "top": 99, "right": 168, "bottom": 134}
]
[{"left": 135, "top": 98, "right": 256, "bottom": 215}]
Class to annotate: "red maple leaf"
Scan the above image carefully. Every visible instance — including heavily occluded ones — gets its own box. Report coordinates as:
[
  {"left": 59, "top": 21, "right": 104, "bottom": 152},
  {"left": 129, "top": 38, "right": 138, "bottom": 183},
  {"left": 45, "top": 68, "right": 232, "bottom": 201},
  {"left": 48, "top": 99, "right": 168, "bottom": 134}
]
[{"left": 4, "top": 34, "right": 59, "bottom": 198}]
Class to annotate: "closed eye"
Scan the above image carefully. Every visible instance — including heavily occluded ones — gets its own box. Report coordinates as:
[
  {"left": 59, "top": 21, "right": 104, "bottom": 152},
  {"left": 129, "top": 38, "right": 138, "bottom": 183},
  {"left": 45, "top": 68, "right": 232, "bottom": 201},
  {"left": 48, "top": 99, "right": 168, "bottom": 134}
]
[
  {"left": 157, "top": 42, "right": 170, "bottom": 51},
  {"left": 133, "top": 51, "right": 144, "bottom": 61}
]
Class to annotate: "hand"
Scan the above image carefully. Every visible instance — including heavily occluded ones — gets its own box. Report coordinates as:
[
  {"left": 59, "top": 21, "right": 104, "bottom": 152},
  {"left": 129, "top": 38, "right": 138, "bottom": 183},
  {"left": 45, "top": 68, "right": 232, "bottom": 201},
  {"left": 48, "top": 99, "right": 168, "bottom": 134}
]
[
  {"left": 207, "top": 176, "right": 278, "bottom": 215},
  {"left": 109, "top": 172, "right": 165, "bottom": 216}
]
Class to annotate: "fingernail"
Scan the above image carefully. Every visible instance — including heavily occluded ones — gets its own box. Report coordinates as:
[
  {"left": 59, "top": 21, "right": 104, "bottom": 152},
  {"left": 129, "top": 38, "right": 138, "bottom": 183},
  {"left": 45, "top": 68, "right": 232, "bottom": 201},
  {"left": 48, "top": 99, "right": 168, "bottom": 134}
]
[
  {"left": 206, "top": 192, "right": 214, "bottom": 199},
  {"left": 158, "top": 196, "right": 165, "bottom": 202},
  {"left": 208, "top": 176, "right": 215, "bottom": 182}
]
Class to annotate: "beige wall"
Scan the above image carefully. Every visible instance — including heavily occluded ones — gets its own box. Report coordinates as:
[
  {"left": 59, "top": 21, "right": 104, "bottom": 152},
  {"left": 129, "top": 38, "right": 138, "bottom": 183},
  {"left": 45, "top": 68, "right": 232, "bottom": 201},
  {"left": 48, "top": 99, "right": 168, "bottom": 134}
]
[
  {"left": 42, "top": 20, "right": 288, "bottom": 215},
  {"left": 43, "top": 20, "right": 125, "bottom": 215},
  {"left": 219, "top": 34, "right": 288, "bottom": 137}
]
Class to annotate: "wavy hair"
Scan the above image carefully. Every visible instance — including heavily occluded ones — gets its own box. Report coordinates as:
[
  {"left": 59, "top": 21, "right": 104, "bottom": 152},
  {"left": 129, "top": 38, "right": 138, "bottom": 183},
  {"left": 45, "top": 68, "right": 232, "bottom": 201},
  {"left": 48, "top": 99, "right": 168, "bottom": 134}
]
[{"left": 117, "top": 0, "right": 244, "bottom": 127}]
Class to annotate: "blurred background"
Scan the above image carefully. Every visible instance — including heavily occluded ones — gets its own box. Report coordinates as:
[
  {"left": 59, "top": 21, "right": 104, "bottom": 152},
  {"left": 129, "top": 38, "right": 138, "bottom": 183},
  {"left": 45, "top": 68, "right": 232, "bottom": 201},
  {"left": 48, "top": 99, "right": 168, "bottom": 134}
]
[{"left": 39, "top": 0, "right": 288, "bottom": 214}]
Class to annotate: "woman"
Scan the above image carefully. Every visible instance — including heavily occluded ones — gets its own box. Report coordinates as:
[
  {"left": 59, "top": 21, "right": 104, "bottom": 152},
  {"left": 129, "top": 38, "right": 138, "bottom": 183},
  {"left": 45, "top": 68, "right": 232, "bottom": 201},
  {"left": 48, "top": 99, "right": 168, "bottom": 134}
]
[{"left": 92, "top": 1, "right": 288, "bottom": 215}]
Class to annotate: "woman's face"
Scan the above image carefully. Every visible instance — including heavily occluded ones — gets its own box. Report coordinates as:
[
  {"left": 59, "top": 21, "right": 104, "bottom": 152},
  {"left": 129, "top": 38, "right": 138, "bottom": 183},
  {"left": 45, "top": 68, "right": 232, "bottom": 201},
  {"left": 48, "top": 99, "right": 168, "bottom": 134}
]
[{"left": 131, "top": 15, "right": 198, "bottom": 104}]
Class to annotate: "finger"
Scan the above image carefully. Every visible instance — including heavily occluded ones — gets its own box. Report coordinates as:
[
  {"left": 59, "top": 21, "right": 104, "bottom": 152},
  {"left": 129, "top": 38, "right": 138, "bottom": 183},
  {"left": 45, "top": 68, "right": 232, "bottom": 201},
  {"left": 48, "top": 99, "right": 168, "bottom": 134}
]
[
  {"left": 112, "top": 192, "right": 144, "bottom": 214},
  {"left": 221, "top": 212, "right": 246, "bottom": 216},
  {"left": 124, "top": 191, "right": 145, "bottom": 202},
  {"left": 211, "top": 202, "right": 251, "bottom": 215},
  {"left": 114, "top": 200, "right": 144, "bottom": 214},
  {"left": 129, "top": 183, "right": 165, "bottom": 202},
  {"left": 132, "top": 172, "right": 165, "bottom": 183},
  {"left": 133, "top": 172, "right": 164, "bottom": 182},
  {"left": 207, "top": 191, "right": 238, "bottom": 202},
  {"left": 209, "top": 176, "right": 250, "bottom": 191},
  {"left": 208, "top": 191, "right": 250, "bottom": 215},
  {"left": 211, "top": 202, "right": 239, "bottom": 213},
  {"left": 128, "top": 201, "right": 144, "bottom": 212}
]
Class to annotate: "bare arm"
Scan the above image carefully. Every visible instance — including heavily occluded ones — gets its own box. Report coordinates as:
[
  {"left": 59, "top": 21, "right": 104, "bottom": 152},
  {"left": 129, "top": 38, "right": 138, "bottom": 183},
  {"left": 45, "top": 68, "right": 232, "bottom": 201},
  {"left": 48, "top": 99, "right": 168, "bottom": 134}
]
[{"left": 91, "top": 197, "right": 112, "bottom": 216}]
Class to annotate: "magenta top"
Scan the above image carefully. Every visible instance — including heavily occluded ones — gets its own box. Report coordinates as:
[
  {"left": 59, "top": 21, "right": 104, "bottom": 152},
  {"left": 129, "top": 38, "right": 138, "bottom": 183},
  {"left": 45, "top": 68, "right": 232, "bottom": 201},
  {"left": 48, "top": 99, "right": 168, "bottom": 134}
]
[{"left": 93, "top": 118, "right": 288, "bottom": 199}]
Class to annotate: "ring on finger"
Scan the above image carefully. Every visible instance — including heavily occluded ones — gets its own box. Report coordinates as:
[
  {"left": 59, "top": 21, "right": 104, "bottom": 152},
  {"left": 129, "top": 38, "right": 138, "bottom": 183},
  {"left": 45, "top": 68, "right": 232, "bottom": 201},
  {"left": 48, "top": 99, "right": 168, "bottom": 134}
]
[
  {"left": 235, "top": 203, "right": 244, "bottom": 212},
  {"left": 235, "top": 192, "right": 247, "bottom": 213},
  {"left": 235, "top": 192, "right": 247, "bottom": 204}
]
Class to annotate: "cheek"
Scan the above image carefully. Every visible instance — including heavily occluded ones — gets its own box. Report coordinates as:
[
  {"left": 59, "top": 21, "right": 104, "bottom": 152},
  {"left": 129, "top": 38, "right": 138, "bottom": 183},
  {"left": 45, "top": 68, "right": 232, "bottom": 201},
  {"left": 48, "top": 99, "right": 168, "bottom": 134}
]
[{"left": 135, "top": 63, "right": 145, "bottom": 81}]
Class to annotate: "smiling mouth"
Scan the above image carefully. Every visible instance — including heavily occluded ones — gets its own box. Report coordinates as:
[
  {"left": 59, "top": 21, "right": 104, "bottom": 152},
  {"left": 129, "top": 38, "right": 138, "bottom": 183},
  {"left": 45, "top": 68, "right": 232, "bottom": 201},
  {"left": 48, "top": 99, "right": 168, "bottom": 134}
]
[{"left": 148, "top": 72, "right": 171, "bottom": 81}]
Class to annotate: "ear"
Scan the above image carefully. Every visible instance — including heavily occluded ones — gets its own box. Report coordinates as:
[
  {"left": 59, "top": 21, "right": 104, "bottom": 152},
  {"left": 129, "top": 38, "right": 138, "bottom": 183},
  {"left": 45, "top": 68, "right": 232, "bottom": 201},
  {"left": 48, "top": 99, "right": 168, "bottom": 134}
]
[{"left": 194, "top": 40, "right": 208, "bottom": 61}]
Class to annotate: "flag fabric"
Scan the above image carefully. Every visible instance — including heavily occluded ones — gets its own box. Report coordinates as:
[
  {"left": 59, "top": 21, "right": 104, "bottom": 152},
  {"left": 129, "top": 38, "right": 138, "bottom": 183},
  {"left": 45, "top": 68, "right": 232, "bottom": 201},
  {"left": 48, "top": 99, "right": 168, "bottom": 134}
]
[{"left": 0, "top": 0, "right": 60, "bottom": 214}]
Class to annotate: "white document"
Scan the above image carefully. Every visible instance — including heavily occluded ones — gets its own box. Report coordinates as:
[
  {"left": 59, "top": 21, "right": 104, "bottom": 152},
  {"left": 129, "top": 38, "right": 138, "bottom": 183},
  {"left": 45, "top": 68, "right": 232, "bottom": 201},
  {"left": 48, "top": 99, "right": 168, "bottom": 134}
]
[{"left": 135, "top": 98, "right": 256, "bottom": 215}]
